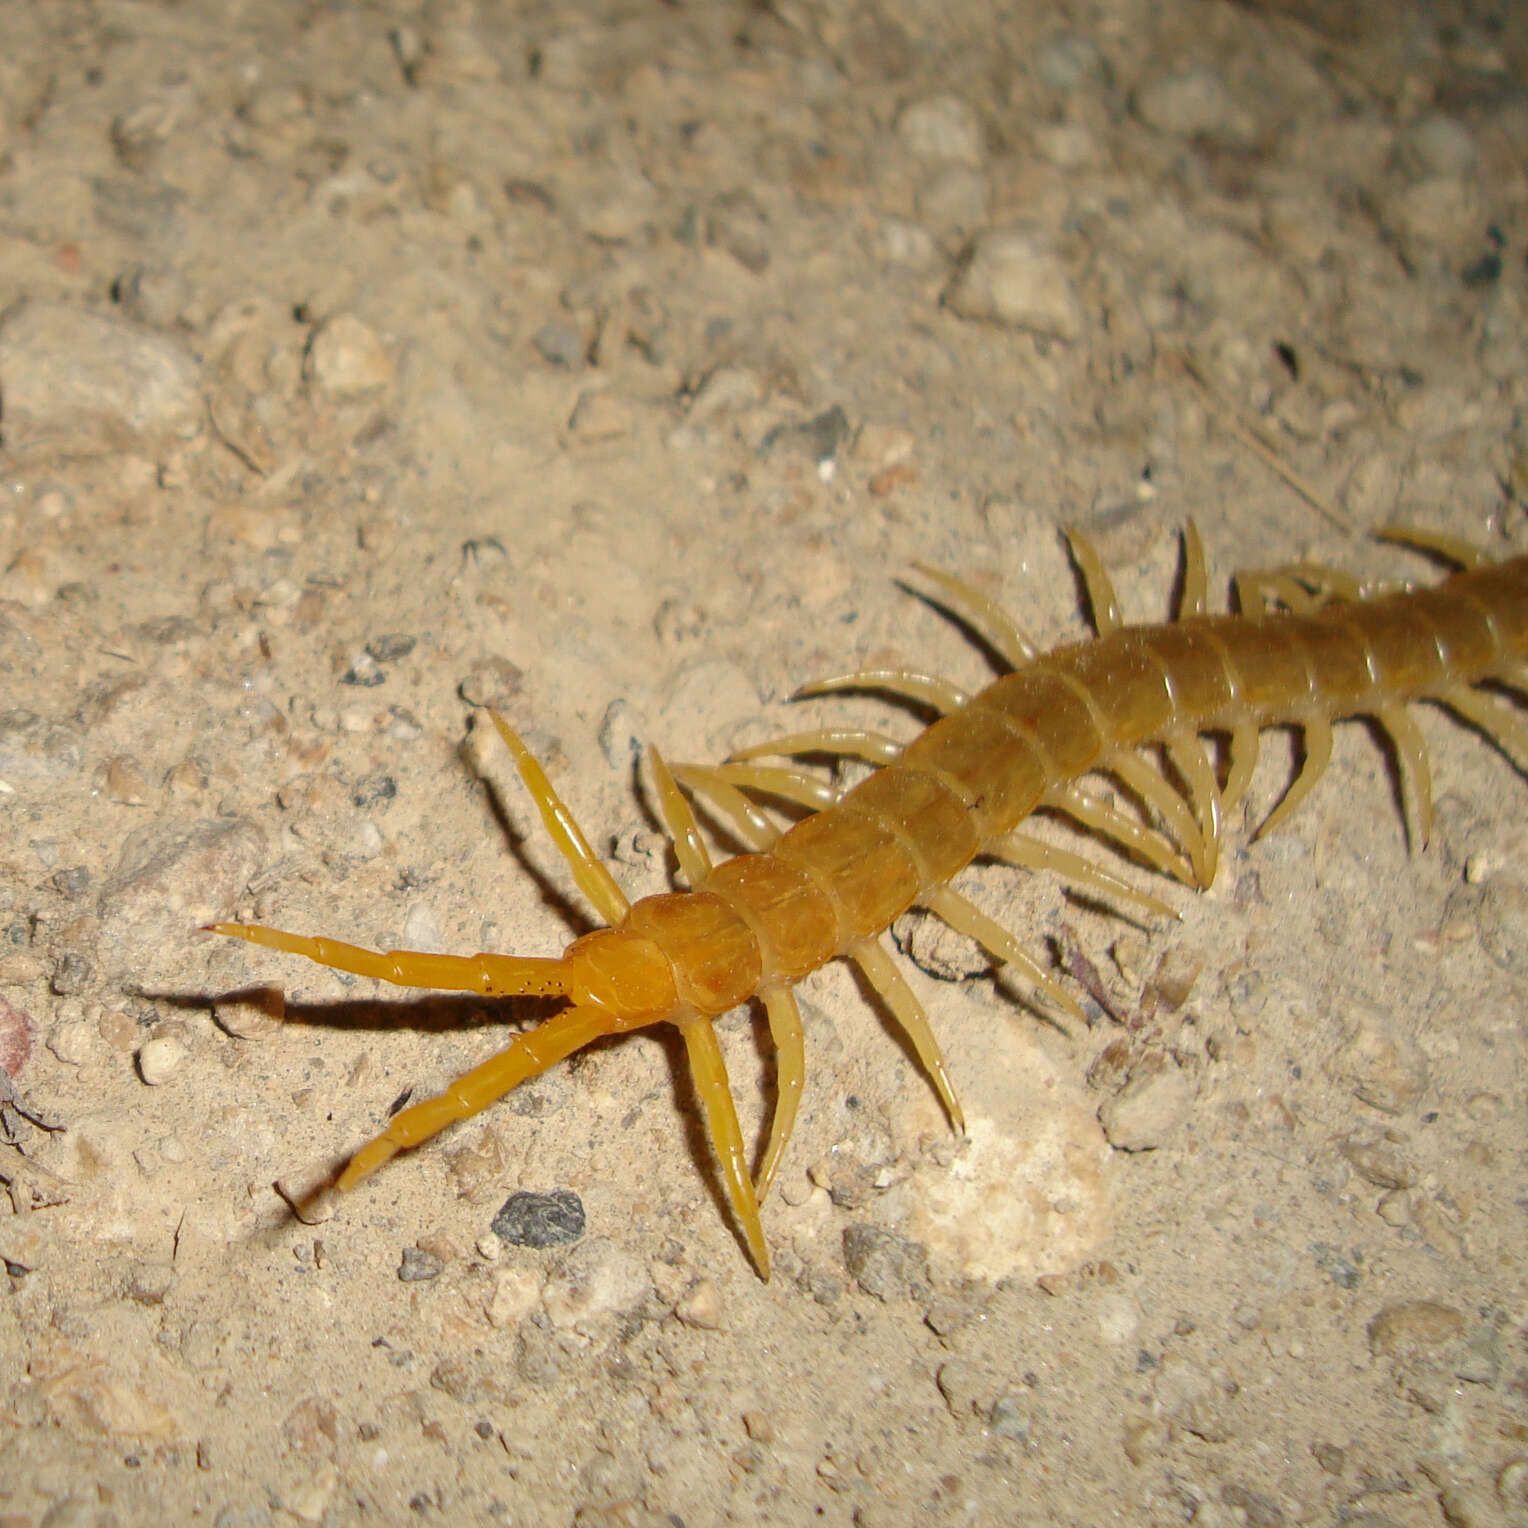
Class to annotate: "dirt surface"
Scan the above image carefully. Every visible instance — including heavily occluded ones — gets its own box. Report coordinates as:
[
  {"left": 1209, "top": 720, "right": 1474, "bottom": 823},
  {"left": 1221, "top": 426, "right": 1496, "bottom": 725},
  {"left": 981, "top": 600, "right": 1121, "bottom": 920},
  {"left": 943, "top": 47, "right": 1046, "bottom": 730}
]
[{"left": 2, "top": 2, "right": 1527, "bottom": 1524}]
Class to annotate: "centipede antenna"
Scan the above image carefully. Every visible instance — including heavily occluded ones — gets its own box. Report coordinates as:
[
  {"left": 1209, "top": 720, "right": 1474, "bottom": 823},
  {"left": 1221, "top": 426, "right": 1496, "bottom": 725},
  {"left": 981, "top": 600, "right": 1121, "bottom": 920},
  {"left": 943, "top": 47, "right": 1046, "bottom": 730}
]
[
  {"left": 795, "top": 669, "right": 970, "bottom": 715},
  {"left": 205, "top": 923, "right": 570, "bottom": 997},
  {"left": 488, "top": 711, "right": 631, "bottom": 928},
  {"left": 911, "top": 561, "right": 1039, "bottom": 667},
  {"left": 649, "top": 747, "right": 713, "bottom": 888},
  {"left": 1063, "top": 528, "right": 1123, "bottom": 635}
]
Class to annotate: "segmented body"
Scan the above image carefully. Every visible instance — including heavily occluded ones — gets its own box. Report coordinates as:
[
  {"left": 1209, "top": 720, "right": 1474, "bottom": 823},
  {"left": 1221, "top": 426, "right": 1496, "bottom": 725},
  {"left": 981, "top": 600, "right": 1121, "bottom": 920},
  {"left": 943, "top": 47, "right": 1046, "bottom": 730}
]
[{"left": 210, "top": 530, "right": 1528, "bottom": 1278}]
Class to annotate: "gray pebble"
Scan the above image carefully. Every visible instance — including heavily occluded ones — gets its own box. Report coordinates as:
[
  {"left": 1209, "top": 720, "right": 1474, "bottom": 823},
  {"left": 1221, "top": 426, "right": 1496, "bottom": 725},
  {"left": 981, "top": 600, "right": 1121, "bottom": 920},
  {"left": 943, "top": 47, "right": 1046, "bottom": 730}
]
[
  {"left": 1132, "top": 67, "right": 1233, "bottom": 139},
  {"left": 1330, "top": 1007, "right": 1427, "bottom": 1115},
  {"left": 0, "top": 710, "right": 85, "bottom": 784},
  {"left": 598, "top": 699, "right": 642, "bottom": 769},
  {"left": 533, "top": 320, "right": 585, "bottom": 368},
  {"left": 1398, "top": 112, "right": 1477, "bottom": 180},
  {"left": 398, "top": 1246, "right": 444, "bottom": 1282},
  {"left": 943, "top": 223, "right": 1081, "bottom": 342},
  {"left": 458, "top": 656, "right": 525, "bottom": 709},
  {"left": 842, "top": 1222, "right": 932, "bottom": 1302},
  {"left": 492, "top": 1188, "right": 585, "bottom": 1248},
  {"left": 1033, "top": 31, "right": 1109, "bottom": 94},
  {"left": 895, "top": 94, "right": 984, "bottom": 166},
  {"left": 0, "top": 302, "right": 201, "bottom": 458},
  {"left": 113, "top": 262, "right": 192, "bottom": 328},
  {"left": 365, "top": 633, "right": 416, "bottom": 663}
]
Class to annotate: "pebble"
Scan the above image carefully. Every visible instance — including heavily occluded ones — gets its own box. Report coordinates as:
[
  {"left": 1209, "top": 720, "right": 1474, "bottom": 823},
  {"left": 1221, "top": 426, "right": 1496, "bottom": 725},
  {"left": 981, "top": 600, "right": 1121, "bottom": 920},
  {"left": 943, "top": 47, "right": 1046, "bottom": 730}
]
[
  {"left": 398, "top": 1246, "right": 444, "bottom": 1282},
  {"left": 211, "top": 985, "right": 284, "bottom": 1040},
  {"left": 841, "top": 1222, "right": 932, "bottom": 1302},
  {"left": 136, "top": 1031, "right": 186, "bottom": 1085},
  {"left": 400, "top": 902, "right": 441, "bottom": 953},
  {"left": 47, "top": 1018, "right": 95, "bottom": 1066},
  {"left": 895, "top": 94, "right": 985, "bottom": 166},
  {"left": 0, "top": 301, "right": 201, "bottom": 457},
  {"left": 1132, "top": 66, "right": 1233, "bottom": 139},
  {"left": 0, "top": 709, "right": 85, "bottom": 785},
  {"left": 458, "top": 656, "right": 525, "bottom": 710},
  {"left": 532, "top": 320, "right": 585, "bottom": 368},
  {"left": 674, "top": 1276, "right": 725, "bottom": 1330},
  {"left": 491, "top": 1188, "right": 586, "bottom": 1248},
  {"left": 566, "top": 389, "right": 634, "bottom": 442},
  {"left": 304, "top": 313, "right": 393, "bottom": 398},
  {"left": 1339, "top": 1137, "right": 1413, "bottom": 1190},
  {"left": 1329, "top": 1008, "right": 1427, "bottom": 1115},
  {"left": 540, "top": 1236, "right": 650, "bottom": 1329},
  {"left": 942, "top": 223, "right": 1081, "bottom": 342},
  {"left": 1096, "top": 1050, "right": 1198, "bottom": 1150}
]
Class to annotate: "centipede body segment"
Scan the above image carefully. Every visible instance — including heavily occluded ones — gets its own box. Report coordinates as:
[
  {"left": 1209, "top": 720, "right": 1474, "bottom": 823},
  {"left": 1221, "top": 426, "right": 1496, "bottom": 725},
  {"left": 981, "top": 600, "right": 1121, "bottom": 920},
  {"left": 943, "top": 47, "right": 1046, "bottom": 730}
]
[{"left": 209, "top": 526, "right": 1528, "bottom": 1278}]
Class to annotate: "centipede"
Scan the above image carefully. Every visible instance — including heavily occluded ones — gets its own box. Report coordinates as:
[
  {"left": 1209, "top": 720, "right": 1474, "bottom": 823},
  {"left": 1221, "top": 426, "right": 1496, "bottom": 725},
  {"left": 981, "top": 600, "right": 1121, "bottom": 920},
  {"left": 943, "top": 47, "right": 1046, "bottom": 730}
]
[{"left": 208, "top": 523, "right": 1528, "bottom": 1279}]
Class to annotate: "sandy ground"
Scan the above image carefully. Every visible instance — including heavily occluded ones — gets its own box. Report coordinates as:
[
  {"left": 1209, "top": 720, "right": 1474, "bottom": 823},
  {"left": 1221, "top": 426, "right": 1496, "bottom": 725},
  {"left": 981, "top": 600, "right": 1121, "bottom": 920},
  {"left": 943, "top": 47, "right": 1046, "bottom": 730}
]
[{"left": 1, "top": 1, "right": 1526, "bottom": 1524}]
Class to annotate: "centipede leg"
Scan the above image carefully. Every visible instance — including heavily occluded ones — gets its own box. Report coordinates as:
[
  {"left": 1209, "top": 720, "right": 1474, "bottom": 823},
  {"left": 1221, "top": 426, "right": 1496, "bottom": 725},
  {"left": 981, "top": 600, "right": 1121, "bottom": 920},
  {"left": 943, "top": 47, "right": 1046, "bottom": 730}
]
[
  {"left": 337, "top": 1004, "right": 618, "bottom": 1189},
  {"left": 704, "top": 762, "right": 840, "bottom": 812},
  {"left": 1378, "top": 525, "right": 1491, "bottom": 569},
  {"left": 674, "top": 1011, "right": 770, "bottom": 1278},
  {"left": 911, "top": 562, "right": 1038, "bottom": 667},
  {"left": 849, "top": 938, "right": 965, "bottom": 1134},
  {"left": 1178, "top": 521, "right": 1208, "bottom": 619},
  {"left": 649, "top": 747, "right": 714, "bottom": 888},
  {"left": 985, "top": 833, "right": 1178, "bottom": 920},
  {"left": 1164, "top": 732, "right": 1223, "bottom": 885},
  {"left": 1108, "top": 750, "right": 1212, "bottom": 887},
  {"left": 729, "top": 728, "right": 903, "bottom": 766},
  {"left": 1221, "top": 724, "right": 1261, "bottom": 816},
  {"left": 488, "top": 712, "right": 631, "bottom": 927},
  {"left": 920, "top": 885, "right": 1087, "bottom": 1025},
  {"left": 1254, "top": 715, "right": 1333, "bottom": 839},
  {"left": 755, "top": 983, "right": 804, "bottom": 1202},
  {"left": 1377, "top": 706, "right": 1434, "bottom": 850},
  {"left": 1064, "top": 529, "right": 1123, "bottom": 635},
  {"left": 795, "top": 668, "right": 970, "bottom": 713},
  {"left": 1050, "top": 784, "right": 1197, "bottom": 884},
  {"left": 1439, "top": 685, "right": 1528, "bottom": 769},
  {"left": 670, "top": 765, "right": 780, "bottom": 852}
]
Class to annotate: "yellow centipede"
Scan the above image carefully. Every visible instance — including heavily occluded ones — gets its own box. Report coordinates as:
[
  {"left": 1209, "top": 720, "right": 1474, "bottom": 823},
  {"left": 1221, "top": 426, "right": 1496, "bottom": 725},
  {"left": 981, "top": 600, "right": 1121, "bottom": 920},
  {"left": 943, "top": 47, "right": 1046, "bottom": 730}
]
[{"left": 209, "top": 524, "right": 1528, "bottom": 1278}]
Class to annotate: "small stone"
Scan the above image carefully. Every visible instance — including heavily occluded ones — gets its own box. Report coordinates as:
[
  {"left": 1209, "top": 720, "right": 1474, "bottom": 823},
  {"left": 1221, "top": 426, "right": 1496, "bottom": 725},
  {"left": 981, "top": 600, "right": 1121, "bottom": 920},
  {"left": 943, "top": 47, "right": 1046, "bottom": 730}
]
[
  {"left": 491, "top": 1188, "right": 586, "bottom": 1248},
  {"left": 540, "top": 1236, "right": 650, "bottom": 1328},
  {"left": 532, "top": 320, "right": 585, "bottom": 368},
  {"left": 567, "top": 389, "right": 633, "bottom": 442},
  {"left": 136, "top": 1031, "right": 186, "bottom": 1085},
  {"left": 896, "top": 94, "right": 984, "bottom": 165},
  {"left": 486, "top": 1265, "right": 541, "bottom": 1328},
  {"left": 48, "top": 1019, "right": 95, "bottom": 1066},
  {"left": 365, "top": 633, "right": 416, "bottom": 663},
  {"left": 339, "top": 651, "right": 385, "bottom": 687},
  {"left": 0, "top": 301, "right": 201, "bottom": 457},
  {"left": 1339, "top": 1137, "right": 1413, "bottom": 1190},
  {"left": 398, "top": 1246, "right": 444, "bottom": 1282},
  {"left": 675, "top": 1276, "right": 725, "bottom": 1330},
  {"left": 1398, "top": 113, "right": 1476, "bottom": 180},
  {"left": 458, "top": 656, "right": 525, "bottom": 709},
  {"left": 304, "top": 314, "right": 392, "bottom": 398},
  {"left": 400, "top": 902, "right": 441, "bottom": 952},
  {"left": 685, "top": 365, "right": 763, "bottom": 426},
  {"left": 212, "top": 986, "right": 284, "bottom": 1040},
  {"left": 0, "top": 710, "right": 86, "bottom": 785},
  {"left": 841, "top": 1222, "right": 931, "bottom": 1302},
  {"left": 705, "top": 190, "right": 770, "bottom": 273},
  {"left": 1368, "top": 1300, "right": 1466, "bottom": 1361},
  {"left": 1330, "top": 1008, "right": 1427, "bottom": 1115},
  {"left": 104, "top": 755, "right": 150, "bottom": 805},
  {"left": 1097, "top": 1050, "right": 1197, "bottom": 1150},
  {"left": 1133, "top": 67, "right": 1233, "bottom": 139},
  {"left": 943, "top": 223, "right": 1080, "bottom": 342}
]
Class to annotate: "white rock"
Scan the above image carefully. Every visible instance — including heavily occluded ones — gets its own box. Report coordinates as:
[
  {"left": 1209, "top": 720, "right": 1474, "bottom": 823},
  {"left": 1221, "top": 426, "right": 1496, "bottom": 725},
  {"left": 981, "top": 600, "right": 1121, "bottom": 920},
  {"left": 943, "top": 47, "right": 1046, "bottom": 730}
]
[
  {"left": 137, "top": 1032, "right": 187, "bottom": 1085},
  {"left": 943, "top": 223, "right": 1081, "bottom": 342},
  {"left": 896, "top": 94, "right": 985, "bottom": 166},
  {"left": 304, "top": 313, "right": 393, "bottom": 397}
]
